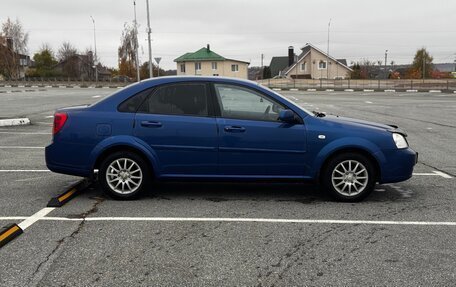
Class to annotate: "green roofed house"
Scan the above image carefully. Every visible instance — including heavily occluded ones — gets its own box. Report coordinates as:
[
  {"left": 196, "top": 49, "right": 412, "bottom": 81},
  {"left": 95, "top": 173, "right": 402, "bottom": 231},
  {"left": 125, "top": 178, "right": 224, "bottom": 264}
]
[{"left": 174, "top": 44, "right": 249, "bottom": 79}]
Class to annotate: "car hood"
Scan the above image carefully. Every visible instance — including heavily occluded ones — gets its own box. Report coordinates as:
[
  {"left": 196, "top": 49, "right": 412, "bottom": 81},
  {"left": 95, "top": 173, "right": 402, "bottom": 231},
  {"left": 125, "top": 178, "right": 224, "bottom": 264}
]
[{"left": 322, "top": 115, "right": 407, "bottom": 136}]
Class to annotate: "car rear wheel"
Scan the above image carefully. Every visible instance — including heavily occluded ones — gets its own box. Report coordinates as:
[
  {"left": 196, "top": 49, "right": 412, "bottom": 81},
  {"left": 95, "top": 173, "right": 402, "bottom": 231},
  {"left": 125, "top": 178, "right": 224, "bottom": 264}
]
[
  {"left": 322, "top": 153, "right": 376, "bottom": 202},
  {"left": 99, "top": 151, "right": 150, "bottom": 199}
]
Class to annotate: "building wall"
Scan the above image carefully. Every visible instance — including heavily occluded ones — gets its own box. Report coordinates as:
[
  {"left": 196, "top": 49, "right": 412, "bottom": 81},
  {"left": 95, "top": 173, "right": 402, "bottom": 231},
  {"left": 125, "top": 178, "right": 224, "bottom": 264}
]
[
  {"left": 176, "top": 60, "right": 248, "bottom": 79},
  {"left": 286, "top": 47, "right": 351, "bottom": 79}
]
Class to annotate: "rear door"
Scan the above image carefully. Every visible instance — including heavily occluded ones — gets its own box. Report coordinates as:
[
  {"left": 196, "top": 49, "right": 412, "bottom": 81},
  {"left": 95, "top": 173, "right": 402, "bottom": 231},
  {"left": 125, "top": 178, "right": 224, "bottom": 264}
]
[
  {"left": 133, "top": 82, "right": 218, "bottom": 176},
  {"left": 213, "top": 83, "right": 307, "bottom": 177}
]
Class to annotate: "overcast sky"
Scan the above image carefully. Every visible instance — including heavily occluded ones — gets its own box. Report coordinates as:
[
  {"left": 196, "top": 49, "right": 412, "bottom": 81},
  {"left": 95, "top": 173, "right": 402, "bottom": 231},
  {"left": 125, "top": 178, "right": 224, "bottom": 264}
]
[{"left": 1, "top": 0, "right": 455, "bottom": 70}]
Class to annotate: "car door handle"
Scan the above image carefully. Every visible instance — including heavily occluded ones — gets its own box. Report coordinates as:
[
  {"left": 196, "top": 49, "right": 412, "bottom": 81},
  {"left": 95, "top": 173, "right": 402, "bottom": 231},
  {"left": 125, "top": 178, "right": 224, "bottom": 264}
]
[
  {"left": 140, "top": 121, "right": 162, "bottom": 128},
  {"left": 224, "top": 126, "right": 246, "bottom": 133}
]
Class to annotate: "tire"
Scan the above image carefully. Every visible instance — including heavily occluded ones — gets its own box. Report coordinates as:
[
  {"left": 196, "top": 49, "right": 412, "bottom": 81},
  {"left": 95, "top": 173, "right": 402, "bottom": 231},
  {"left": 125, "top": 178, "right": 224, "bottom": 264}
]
[
  {"left": 321, "top": 152, "right": 376, "bottom": 202},
  {"left": 99, "top": 151, "right": 150, "bottom": 200}
]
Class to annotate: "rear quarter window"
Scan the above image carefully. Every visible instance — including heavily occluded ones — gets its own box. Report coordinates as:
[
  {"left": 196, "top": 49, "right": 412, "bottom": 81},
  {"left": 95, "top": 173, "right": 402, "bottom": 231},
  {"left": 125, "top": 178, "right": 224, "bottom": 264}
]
[{"left": 118, "top": 88, "right": 153, "bottom": 113}]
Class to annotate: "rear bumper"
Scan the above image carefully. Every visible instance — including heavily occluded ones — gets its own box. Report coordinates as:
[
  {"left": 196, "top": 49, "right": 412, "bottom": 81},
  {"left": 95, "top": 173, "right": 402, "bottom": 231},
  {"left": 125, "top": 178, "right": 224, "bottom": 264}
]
[
  {"left": 45, "top": 144, "right": 92, "bottom": 177},
  {"left": 377, "top": 147, "right": 417, "bottom": 183}
]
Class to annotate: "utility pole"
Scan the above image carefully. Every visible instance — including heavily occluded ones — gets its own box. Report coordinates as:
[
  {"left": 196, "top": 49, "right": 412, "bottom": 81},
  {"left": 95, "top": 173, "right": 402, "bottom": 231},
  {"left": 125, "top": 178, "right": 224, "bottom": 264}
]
[
  {"left": 327, "top": 18, "right": 331, "bottom": 79},
  {"left": 90, "top": 16, "right": 98, "bottom": 83},
  {"left": 146, "top": 0, "right": 153, "bottom": 78},
  {"left": 384, "top": 50, "right": 388, "bottom": 79},
  {"left": 133, "top": 1, "right": 140, "bottom": 82}
]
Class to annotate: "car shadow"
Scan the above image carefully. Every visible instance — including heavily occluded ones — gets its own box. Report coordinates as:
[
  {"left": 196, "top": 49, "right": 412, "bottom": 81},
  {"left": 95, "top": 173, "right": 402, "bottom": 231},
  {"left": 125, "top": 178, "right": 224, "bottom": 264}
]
[{"left": 86, "top": 181, "right": 413, "bottom": 203}]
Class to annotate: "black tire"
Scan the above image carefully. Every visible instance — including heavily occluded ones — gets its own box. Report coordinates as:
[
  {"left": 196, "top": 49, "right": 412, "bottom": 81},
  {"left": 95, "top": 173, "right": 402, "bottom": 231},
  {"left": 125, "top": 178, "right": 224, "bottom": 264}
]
[
  {"left": 99, "top": 151, "right": 151, "bottom": 200},
  {"left": 321, "top": 152, "right": 376, "bottom": 202}
]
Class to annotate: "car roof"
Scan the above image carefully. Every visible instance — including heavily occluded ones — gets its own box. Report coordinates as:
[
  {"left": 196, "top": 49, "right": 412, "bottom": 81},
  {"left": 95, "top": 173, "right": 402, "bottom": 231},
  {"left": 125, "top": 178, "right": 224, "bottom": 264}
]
[{"left": 138, "top": 75, "right": 260, "bottom": 87}]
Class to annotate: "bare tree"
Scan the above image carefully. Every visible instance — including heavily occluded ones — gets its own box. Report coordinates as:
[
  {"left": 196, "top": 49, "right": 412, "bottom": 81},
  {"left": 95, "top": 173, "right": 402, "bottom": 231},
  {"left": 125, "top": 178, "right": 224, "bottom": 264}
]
[
  {"left": 118, "top": 23, "right": 138, "bottom": 77},
  {"left": 0, "top": 17, "right": 29, "bottom": 79},
  {"left": 57, "top": 42, "right": 77, "bottom": 62}
]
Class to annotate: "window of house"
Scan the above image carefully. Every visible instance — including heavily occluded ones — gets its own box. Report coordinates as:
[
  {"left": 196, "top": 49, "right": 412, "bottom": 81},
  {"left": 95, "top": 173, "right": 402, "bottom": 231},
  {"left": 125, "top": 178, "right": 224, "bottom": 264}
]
[
  {"left": 180, "top": 64, "right": 185, "bottom": 73},
  {"left": 211, "top": 62, "right": 217, "bottom": 70},
  {"left": 300, "top": 62, "right": 307, "bottom": 71},
  {"left": 231, "top": 64, "right": 239, "bottom": 72},
  {"left": 214, "top": 84, "right": 285, "bottom": 122},
  {"left": 318, "top": 60, "right": 327, "bottom": 69},
  {"left": 195, "top": 62, "right": 202, "bottom": 71},
  {"left": 138, "top": 83, "right": 208, "bottom": 117}
]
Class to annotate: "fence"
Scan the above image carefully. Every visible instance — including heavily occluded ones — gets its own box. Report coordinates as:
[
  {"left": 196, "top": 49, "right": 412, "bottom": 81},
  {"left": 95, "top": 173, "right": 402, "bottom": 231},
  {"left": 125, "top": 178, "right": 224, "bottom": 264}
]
[{"left": 257, "top": 78, "right": 456, "bottom": 92}]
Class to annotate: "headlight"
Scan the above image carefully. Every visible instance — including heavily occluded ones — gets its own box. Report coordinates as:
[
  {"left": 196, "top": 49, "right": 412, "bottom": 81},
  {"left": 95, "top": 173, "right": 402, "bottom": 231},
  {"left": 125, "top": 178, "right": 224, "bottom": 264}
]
[{"left": 392, "top": 133, "right": 408, "bottom": 149}]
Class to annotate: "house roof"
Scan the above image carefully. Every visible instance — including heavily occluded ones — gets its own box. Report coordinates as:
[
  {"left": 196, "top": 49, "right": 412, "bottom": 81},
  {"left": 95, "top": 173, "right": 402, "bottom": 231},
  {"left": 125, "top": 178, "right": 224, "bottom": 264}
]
[
  {"left": 284, "top": 43, "right": 352, "bottom": 74},
  {"left": 174, "top": 47, "right": 225, "bottom": 62},
  {"left": 269, "top": 56, "right": 292, "bottom": 77},
  {"left": 174, "top": 46, "right": 249, "bottom": 64}
]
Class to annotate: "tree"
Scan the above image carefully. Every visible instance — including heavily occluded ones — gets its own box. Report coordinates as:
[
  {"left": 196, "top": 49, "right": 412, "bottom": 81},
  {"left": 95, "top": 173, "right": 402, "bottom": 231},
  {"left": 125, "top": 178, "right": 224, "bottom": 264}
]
[
  {"left": 118, "top": 23, "right": 138, "bottom": 78},
  {"left": 0, "top": 17, "right": 29, "bottom": 79},
  {"left": 350, "top": 59, "right": 376, "bottom": 79},
  {"left": 57, "top": 42, "right": 78, "bottom": 77},
  {"left": 410, "top": 48, "right": 433, "bottom": 79},
  {"left": 31, "top": 44, "right": 58, "bottom": 77},
  {"left": 139, "top": 61, "right": 165, "bottom": 79},
  {"left": 262, "top": 66, "right": 271, "bottom": 79},
  {"left": 57, "top": 41, "right": 77, "bottom": 62}
]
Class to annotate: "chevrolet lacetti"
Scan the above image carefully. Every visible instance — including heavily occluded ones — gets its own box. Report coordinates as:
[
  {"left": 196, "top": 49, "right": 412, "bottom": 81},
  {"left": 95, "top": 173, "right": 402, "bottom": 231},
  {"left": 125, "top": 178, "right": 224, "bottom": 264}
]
[{"left": 45, "top": 76, "right": 417, "bottom": 202}]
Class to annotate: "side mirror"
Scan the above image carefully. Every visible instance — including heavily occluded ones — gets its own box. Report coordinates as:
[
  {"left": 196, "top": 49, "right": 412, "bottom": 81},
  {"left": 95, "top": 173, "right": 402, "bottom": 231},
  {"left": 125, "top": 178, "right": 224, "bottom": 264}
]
[{"left": 278, "top": 109, "right": 295, "bottom": 123}]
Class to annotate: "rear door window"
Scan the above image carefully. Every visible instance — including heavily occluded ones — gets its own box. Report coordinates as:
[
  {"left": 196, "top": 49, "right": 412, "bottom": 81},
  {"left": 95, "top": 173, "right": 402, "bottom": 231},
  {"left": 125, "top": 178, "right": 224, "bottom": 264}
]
[{"left": 139, "top": 83, "right": 209, "bottom": 117}]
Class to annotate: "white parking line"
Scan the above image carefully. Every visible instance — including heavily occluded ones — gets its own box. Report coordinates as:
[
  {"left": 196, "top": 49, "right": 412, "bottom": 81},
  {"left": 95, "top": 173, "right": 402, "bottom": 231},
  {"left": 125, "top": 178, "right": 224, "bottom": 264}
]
[
  {"left": 0, "top": 170, "right": 50, "bottom": 172},
  {"left": 413, "top": 170, "right": 453, "bottom": 179},
  {"left": 0, "top": 132, "right": 51, "bottom": 135},
  {"left": 17, "top": 207, "right": 55, "bottom": 230},
  {"left": 1, "top": 216, "right": 455, "bottom": 227},
  {"left": 433, "top": 170, "right": 453, "bottom": 179},
  {"left": 0, "top": 146, "right": 44, "bottom": 149}
]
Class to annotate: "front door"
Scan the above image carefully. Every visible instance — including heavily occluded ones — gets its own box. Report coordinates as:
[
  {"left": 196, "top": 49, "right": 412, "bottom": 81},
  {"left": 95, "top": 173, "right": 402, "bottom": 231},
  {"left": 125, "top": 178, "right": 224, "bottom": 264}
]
[{"left": 213, "top": 83, "right": 307, "bottom": 177}]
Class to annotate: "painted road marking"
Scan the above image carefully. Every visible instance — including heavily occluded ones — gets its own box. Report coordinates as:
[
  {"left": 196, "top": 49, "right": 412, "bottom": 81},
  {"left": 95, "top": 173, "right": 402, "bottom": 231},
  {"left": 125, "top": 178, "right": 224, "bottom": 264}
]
[
  {"left": 413, "top": 170, "right": 453, "bottom": 179},
  {"left": 0, "top": 170, "right": 50, "bottom": 172},
  {"left": 0, "top": 132, "right": 51, "bottom": 135},
  {"left": 0, "top": 216, "right": 455, "bottom": 227},
  {"left": 365, "top": 101, "right": 373, "bottom": 104},
  {"left": 432, "top": 170, "right": 453, "bottom": 179},
  {"left": 0, "top": 146, "right": 44, "bottom": 149},
  {"left": 17, "top": 208, "right": 55, "bottom": 230}
]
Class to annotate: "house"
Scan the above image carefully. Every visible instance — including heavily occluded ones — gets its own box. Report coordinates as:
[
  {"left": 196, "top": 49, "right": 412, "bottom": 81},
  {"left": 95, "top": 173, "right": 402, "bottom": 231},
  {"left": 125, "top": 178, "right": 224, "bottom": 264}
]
[
  {"left": 175, "top": 44, "right": 249, "bottom": 79},
  {"left": 0, "top": 36, "right": 31, "bottom": 79},
  {"left": 269, "top": 43, "right": 352, "bottom": 79},
  {"left": 53, "top": 51, "right": 110, "bottom": 81}
]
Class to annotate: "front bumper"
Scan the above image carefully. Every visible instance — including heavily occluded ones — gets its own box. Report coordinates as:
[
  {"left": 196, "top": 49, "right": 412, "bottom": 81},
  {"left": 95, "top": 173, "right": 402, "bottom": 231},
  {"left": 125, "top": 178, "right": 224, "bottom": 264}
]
[{"left": 377, "top": 147, "right": 417, "bottom": 184}]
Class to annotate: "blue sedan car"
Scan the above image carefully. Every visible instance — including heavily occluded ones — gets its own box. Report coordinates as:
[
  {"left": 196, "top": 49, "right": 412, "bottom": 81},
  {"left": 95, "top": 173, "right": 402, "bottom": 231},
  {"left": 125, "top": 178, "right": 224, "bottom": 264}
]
[{"left": 45, "top": 76, "right": 417, "bottom": 202}]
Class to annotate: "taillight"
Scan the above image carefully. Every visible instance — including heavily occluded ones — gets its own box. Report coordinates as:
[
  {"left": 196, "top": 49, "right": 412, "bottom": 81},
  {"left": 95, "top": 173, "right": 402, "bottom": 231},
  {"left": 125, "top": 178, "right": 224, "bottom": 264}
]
[{"left": 53, "top": 112, "right": 68, "bottom": 135}]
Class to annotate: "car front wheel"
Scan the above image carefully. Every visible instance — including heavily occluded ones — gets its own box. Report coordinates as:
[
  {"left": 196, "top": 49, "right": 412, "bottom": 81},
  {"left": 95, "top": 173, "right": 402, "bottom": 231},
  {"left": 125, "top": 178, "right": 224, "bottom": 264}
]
[
  {"left": 322, "top": 153, "right": 376, "bottom": 202},
  {"left": 99, "top": 151, "right": 150, "bottom": 199}
]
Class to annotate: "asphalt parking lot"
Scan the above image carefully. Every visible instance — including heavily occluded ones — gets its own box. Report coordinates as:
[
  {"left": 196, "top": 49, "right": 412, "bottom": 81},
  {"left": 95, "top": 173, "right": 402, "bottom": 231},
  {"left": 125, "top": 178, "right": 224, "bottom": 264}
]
[{"left": 0, "top": 87, "right": 455, "bottom": 286}]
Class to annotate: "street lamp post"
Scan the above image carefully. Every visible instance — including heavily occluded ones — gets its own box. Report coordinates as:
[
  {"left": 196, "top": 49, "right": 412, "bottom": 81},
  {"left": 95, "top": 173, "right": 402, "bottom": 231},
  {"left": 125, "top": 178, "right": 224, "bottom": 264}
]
[
  {"left": 146, "top": 0, "right": 153, "bottom": 78},
  {"left": 385, "top": 50, "right": 388, "bottom": 79},
  {"left": 90, "top": 16, "right": 98, "bottom": 83},
  {"left": 133, "top": 1, "right": 140, "bottom": 82},
  {"left": 326, "top": 18, "right": 331, "bottom": 80}
]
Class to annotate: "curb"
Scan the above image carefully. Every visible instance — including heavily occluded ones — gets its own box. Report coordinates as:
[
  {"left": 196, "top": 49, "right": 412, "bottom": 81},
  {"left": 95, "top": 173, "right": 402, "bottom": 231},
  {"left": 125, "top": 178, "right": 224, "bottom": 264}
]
[
  {"left": 0, "top": 224, "right": 23, "bottom": 248},
  {"left": 0, "top": 118, "right": 31, "bottom": 127},
  {"left": 47, "top": 178, "right": 92, "bottom": 207}
]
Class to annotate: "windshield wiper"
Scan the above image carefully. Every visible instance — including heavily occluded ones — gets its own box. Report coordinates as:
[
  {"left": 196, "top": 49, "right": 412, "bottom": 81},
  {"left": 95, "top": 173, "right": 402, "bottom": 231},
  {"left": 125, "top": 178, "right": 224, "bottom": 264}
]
[{"left": 312, "top": 111, "right": 326, "bottom": 117}]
